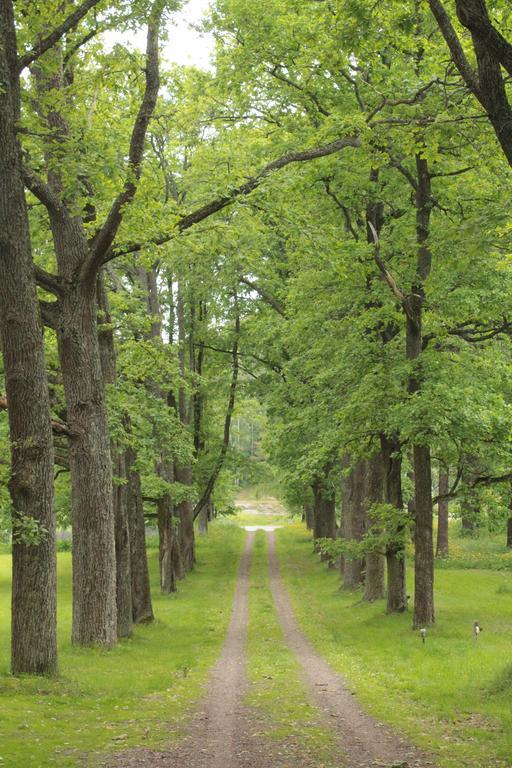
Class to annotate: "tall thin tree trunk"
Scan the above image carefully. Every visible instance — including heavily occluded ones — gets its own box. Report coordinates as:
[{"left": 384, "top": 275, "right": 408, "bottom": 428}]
[
  {"left": 140, "top": 266, "right": 182, "bottom": 587},
  {"left": 126, "top": 448, "right": 154, "bottom": 623},
  {"left": 341, "top": 456, "right": 365, "bottom": 589},
  {"left": 176, "top": 283, "right": 195, "bottom": 570},
  {"left": 0, "top": 1, "right": 57, "bottom": 674},
  {"left": 57, "top": 281, "right": 117, "bottom": 646},
  {"left": 436, "top": 469, "right": 449, "bottom": 557},
  {"left": 113, "top": 451, "right": 132, "bottom": 637},
  {"left": 157, "top": 463, "right": 178, "bottom": 594},
  {"left": 98, "top": 276, "right": 132, "bottom": 638},
  {"left": 312, "top": 469, "right": 336, "bottom": 559},
  {"left": 409, "top": 155, "right": 435, "bottom": 629},
  {"left": 380, "top": 435, "right": 408, "bottom": 613},
  {"left": 363, "top": 453, "right": 385, "bottom": 602}
]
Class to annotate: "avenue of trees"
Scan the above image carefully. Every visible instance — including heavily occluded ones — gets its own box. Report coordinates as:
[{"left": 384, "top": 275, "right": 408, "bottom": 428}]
[{"left": 1, "top": 0, "right": 512, "bottom": 675}]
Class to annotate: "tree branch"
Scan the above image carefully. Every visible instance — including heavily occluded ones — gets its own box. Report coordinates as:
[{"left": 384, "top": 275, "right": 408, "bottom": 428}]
[
  {"left": 17, "top": 0, "right": 103, "bottom": 73},
  {"left": 34, "top": 265, "right": 63, "bottom": 296},
  {"left": 456, "top": 0, "right": 512, "bottom": 78},
  {"left": 0, "top": 395, "right": 72, "bottom": 436},
  {"left": 106, "top": 135, "right": 361, "bottom": 262},
  {"left": 84, "top": 2, "right": 163, "bottom": 279},
  {"left": 427, "top": 0, "right": 481, "bottom": 95},
  {"left": 239, "top": 276, "right": 286, "bottom": 316},
  {"left": 193, "top": 309, "right": 240, "bottom": 520}
]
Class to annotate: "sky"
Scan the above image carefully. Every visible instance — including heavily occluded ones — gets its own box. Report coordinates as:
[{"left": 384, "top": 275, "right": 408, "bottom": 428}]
[
  {"left": 105, "top": 0, "right": 215, "bottom": 70},
  {"left": 165, "top": 0, "right": 214, "bottom": 69}
]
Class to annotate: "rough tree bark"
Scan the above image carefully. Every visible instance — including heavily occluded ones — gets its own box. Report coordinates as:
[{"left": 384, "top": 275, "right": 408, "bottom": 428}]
[
  {"left": 0, "top": 0, "right": 57, "bottom": 674},
  {"left": 97, "top": 275, "right": 132, "bottom": 638},
  {"left": 381, "top": 435, "right": 408, "bottom": 613},
  {"left": 176, "top": 283, "right": 195, "bottom": 571},
  {"left": 363, "top": 453, "right": 385, "bottom": 602},
  {"left": 126, "top": 446, "right": 154, "bottom": 622},
  {"left": 340, "top": 456, "right": 365, "bottom": 589},
  {"left": 408, "top": 156, "right": 435, "bottom": 629},
  {"left": 436, "top": 469, "right": 449, "bottom": 557},
  {"left": 24, "top": 5, "right": 163, "bottom": 644},
  {"left": 312, "top": 467, "right": 337, "bottom": 559}
]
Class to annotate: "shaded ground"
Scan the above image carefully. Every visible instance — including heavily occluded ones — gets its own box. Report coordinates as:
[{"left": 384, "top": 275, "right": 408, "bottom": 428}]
[{"left": 106, "top": 515, "right": 436, "bottom": 768}]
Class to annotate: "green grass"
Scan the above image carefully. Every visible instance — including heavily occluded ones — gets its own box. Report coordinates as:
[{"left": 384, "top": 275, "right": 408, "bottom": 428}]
[
  {"left": 435, "top": 523, "right": 512, "bottom": 571},
  {"left": 0, "top": 520, "right": 244, "bottom": 767},
  {"left": 246, "top": 531, "right": 338, "bottom": 765},
  {"left": 276, "top": 523, "right": 512, "bottom": 768}
]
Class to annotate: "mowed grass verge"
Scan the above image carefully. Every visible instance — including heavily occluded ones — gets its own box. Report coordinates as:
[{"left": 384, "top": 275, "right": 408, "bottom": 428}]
[
  {"left": 246, "top": 531, "right": 338, "bottom": 766},
  {"left": 0, "top": 521, "right": 244, "bottom": 767},
  {"left": 276, "top": 523, "right": 512, "bottom": 768}
]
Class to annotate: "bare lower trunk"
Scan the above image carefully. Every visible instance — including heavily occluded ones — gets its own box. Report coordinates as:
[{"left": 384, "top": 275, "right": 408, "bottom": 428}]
[
  {"left": 58, "top": 284, "right": 117, "bottom": 646},
  {"left": 507, "top": 515, "right": 512, "bottom": 549},
  {"left": 436, "top": 470, "right": 449, "bottom": 557},
  {"left": 312, "top": 473, "right": 336, "bottom": 561},
  {"left": 363, "top": 453, "right": 385, "bottom": 601},
  {"left": 381, "top": 434, "right": 408, "bottom": 613},
  {"left": 97, "top": 278, "right": 132, "bottom": 638},
  {"left": 304, "top": 500, "right": 314, "bottom": 531},
  {"left": 198, "top": 502, "right": 209, "bottom": 535},
  {"left": 0, "top": 2, "right": 57, "bottom": 674},
  {"left": 126, "top": 450, "right": 153, "bottom": 623},
  {"left": 412, "top": 444, "right": 434, "bottom": 628},
  {"left": 341, "top": 456, "right": 365, "bottom": 589},
  {"left": 114, "top": 451, "right": 132, "bottom": 638},
  {"left": 158, "top": 492, "right": 177, "bottom": 594},
  {"left": 176, "top": 463, "right": 195, "bottom": 571}
]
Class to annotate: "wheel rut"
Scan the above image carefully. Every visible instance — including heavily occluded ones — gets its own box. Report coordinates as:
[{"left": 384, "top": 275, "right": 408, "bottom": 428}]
[
  {"left": 266, "top": 529, "right": 436, "bottom": 768},
  {"left": 107, "top": 527, "right": 437, "bottom": 768}
]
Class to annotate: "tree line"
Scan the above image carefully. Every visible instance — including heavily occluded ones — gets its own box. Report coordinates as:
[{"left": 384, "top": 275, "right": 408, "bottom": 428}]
[{"left": 1, "top": 0, "right": 512, "bottom": 675}]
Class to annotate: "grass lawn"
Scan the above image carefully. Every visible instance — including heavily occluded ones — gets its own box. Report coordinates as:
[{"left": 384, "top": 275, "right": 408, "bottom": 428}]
[
  {"left": 0, "top": 521, "right": 244, "bottom": 767},
  {"left": 276, "top": 522, "right": 512, "bottom": 768}
]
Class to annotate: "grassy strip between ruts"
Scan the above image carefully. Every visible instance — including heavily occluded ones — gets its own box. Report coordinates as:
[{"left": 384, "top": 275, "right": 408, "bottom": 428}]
[
  {"left": 0, "top": 521, "right": 244, "bottom": 768},
  {"left": 275, "top": 523, "right": 512, "bottom": 768},
  {"left": 245, "top": 530, "right": 339, "bottom": 767}
]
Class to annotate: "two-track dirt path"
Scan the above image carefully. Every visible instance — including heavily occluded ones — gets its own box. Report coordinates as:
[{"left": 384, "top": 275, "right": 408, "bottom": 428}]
[
  {"left": 267, "top": 529, "right": 435, "bottom": 768},
  {"left": 108, "top": 520, "right": 436, "bottom": 768}
]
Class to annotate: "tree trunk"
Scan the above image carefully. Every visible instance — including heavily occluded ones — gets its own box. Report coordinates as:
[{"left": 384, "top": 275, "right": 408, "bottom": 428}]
[
  {"left": 304, "top": 500, "right": 315, "bottom": 531},
  {"left": 176, "top": 463, "right": 196, "bottom": 571},
  {"left": 380, "top": 435, "right": 408, "bottom": 613},
  {"left": 408, "top": 156, "right": 435, "bottom": 629},
  {"left": 363, "top": 453, "right": 385, "bottom": 602},
  {"left": 157, "top": 489, "right": 177, "bottom": 594},
  {"left": 341, "top": 456, "right": 365, "bottom": 589},
  {"left": 97, "top": 276, "right": 132, "bottom": 638},
  {"left": 507, "top": 515, "right": 512, "bottom": 549},
  {"left": 0, "top": 2, "right": 57, "bottom": 674},
  {"left": 312, "top": 472, "right": 336, "bottom": 559},
  {"left": 198, "top": 502, "right": 209, "bottom": 535},
  {"left": 57, "top": 279, "right": 117, "bottom": 646},
  {"left": 436, "top": 469, "right": 449, "bottom": 557},
  {"left": 126, "top": 449, "right": 154, "bottom": 623},
  {"left": 113, "top": 451, "right": 132, "bottom": 637},
  {"left": 176, "top": 283, "right": 196, "bottom": 570},
  {"left": 407, "top": 297, "right": 434, "bottom": 629}
]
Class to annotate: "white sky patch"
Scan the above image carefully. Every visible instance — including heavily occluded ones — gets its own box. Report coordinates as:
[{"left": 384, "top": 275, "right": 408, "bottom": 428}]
[{"left": 104, "top": 0, "right": 214, "bottom": 70}]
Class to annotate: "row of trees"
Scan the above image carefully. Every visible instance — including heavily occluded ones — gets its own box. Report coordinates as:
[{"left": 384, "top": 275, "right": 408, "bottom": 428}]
[{"left": 1, "top": 0, "right": 512, "bottom": 675}]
